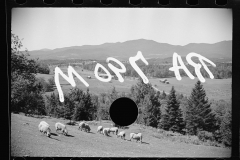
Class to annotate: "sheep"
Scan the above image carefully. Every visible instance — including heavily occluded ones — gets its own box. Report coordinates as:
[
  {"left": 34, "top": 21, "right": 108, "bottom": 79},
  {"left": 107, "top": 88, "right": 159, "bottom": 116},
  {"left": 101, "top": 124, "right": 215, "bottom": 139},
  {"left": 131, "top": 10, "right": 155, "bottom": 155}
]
[
  {"left": 117, "top": 131, "right": 126, "bottom": 140},
  {"left": 130, "top": 133, "right": 142, "bottom": 143},
  {"left": 38, "top": 122, "right": 51, "bottom": 137},
  {"left": 84, "top": 123, "right": 91, "bottom": 132},
  {"left": 109, "top": 127, "right": 118, "bottom": 135},
  {"left": 78, "top": 122, "right": 91, "bottom": 132},
  {"left": 38, "top": 121, "right": 49, "bottom": 133},
  {"left": 97, "top": 126, "right": 103, "bottom": 134},
  {"left": 103, "top": 128, "right": 110, "bottom": 136},
  {"left": 78, "top": 122, "right": 86, "bottom": 131},
  {"left": 55, "top": 122, "right": 68, "bottom": 135},
  {"left": 39, "top": 121, "right": 49, "bottom": 128}
]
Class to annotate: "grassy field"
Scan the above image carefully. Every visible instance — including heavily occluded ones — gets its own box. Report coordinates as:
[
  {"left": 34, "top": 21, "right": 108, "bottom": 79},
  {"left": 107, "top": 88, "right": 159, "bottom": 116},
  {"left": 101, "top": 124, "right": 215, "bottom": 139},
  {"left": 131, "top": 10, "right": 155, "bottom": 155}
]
[
  {"left": 36, "top": 66, "right": 231, "bottom": 102},
  {"left": 11, "top": 113, "right": 231, "bottom": 157}
]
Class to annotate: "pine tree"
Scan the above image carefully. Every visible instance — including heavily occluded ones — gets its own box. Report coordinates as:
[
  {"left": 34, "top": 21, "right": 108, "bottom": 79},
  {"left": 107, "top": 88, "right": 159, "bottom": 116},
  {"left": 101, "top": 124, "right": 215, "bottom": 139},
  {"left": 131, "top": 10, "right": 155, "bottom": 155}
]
[
  {"left": 167, "top": 86, "right": 184, "bottom": 133},
  {"left": 185, "top": 80, "right": 216, "bottom": 135},
  {"left": 159, "top": 86, "right": 184, "bottom": 132},
  {"left": 141, "top": 91, "right": 161, "bottom": 128}
]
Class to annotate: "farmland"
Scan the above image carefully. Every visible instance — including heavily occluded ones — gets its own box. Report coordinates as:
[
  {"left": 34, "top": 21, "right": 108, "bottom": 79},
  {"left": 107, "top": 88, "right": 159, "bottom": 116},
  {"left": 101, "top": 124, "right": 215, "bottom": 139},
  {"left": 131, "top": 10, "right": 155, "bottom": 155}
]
[
  {"left": 36, "top": 66, "right": 232, "bottom": 102},
  {"left": 11, "top": 113, "right": 231, "bottom": 157}
]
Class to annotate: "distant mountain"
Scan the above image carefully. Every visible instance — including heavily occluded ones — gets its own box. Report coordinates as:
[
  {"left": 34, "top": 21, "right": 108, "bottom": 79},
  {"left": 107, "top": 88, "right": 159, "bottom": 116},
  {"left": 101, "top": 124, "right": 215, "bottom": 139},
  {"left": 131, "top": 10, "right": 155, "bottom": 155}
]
[{"left": 28, "top": 39, "right": 232, "bottom": 62}]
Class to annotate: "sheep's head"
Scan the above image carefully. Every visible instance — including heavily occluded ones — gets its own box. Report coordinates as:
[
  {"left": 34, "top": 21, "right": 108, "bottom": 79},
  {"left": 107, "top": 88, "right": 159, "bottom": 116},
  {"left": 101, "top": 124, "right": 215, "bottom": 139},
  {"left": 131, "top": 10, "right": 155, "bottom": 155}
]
[
  {"left": 47, "top": 132, "right": 51, "bottom": 137},
  {"left": 64, "top": 129, "right": 68, "bottom": 135}
]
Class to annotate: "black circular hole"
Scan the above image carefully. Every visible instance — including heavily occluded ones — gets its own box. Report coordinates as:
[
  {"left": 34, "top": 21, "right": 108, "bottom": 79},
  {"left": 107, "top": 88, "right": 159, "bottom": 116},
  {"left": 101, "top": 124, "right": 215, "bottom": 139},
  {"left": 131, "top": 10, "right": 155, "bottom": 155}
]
[
  {"left": 187, "top": 0, "right": 199, "bottom": 6},
  {"left": 129, "top": 0, "right": 142, "bottom": 6},
  {"left": 158, "top": 0, "right": 169, "bottom": 6},
  {"left": 215, "top": 0, "right": 227, "bottom": 6},
  {"left": 15, "top": 0, "right": 27, "bottom": 5},
  {"left": 110, "top": 97, "right": 138, "bottom": 127},
  {"left": 43, "top": 0, "right": 55, "bottom": 5},
  {"left": 101, "top": 0, "right": 112, "bottom": 5},
  {"left": 72, "top": 0, "right": 84, "bottom": 5}
]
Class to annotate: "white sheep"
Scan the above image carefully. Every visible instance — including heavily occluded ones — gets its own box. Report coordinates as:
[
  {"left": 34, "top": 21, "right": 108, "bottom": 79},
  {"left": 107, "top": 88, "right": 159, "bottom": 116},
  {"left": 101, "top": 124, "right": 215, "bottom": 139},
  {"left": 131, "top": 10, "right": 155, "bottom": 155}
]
[
  {"left": 109, "top": 127, "right": 118, "bottom": 135},
  {"left": 130, "top": 133, "right": 142, "bottom": 143},
  {"left": 38, "top": 121, "right": 49, "bottom": 133},
  {"left": 117, "top": 131, "right": 126, "bottom": 140},
  {"left": 97, "top": 126, "right": 103, "bottom": 134},
  {"left": 55, "top": 122, "right": 68, "bottom": 135},
  {"left": 38, "top": 121, "right": 51, "bottom": 137},
  {"left": 103, "top": 128, "right": 110, "bottom": 136}
]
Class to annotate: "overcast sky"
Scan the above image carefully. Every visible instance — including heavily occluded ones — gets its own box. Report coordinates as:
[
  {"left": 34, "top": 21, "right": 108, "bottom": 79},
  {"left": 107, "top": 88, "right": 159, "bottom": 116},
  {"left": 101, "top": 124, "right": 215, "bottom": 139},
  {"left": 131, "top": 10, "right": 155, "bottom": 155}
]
[{"left": 12, "top": 8, "right": 232, "bottom": 51}]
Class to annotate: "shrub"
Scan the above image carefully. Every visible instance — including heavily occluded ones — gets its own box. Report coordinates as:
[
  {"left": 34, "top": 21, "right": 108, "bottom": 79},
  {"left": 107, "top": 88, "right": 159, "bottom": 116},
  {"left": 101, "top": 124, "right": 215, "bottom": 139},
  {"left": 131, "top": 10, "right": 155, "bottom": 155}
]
[
  {"left": 197, "top": 130, "right": 214, "bottom": 142},
  {"left": 37, "top": 62, "right": 50, "bottom": 74},
  {"left": 36, "top": 77, "right": 54, "bottom": 92}
]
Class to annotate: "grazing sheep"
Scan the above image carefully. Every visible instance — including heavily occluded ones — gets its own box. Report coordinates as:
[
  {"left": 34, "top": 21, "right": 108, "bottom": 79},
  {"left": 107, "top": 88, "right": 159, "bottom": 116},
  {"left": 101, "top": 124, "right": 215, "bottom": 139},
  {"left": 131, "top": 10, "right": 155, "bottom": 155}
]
[
  {"left": 78, "top": 122, "right": 86, "bottom": 131},
  {"left": 109, "top": 127, "right": 118, "bottom": 135},
  {"left": 130, "top": 133, "right": 142, "bottom": 143},
  {"left": 84, "top": 124, "right": 91, "bottom": 132},
  {"left": 117, "top": 131, "right": 126, "bottom": 140},
  {"left": 38, "top": 122, "right": 51, "bottom": 137},
  {"left": 39, "top": 121, "right": 49, "bottom": 128},
  {"left": 38, "top": 121, "right": 49, "bottom": 133},
  {"left": 97, "top": 126, "right": 103, "bottom": 134},
  {"left": 55, "top": 122, "right": 68, "bottom": 135},
  {"left": 78, "top": 122, "right": 91, "bottom": 132},
  {"left": 103, "top": 128, "right": 110, "bottom": 136}
]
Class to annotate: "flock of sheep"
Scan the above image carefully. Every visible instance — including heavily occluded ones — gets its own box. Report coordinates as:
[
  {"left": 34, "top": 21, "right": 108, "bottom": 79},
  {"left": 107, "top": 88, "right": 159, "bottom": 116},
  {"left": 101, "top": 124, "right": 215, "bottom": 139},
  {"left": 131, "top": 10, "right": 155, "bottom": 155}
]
[{"left": 38, "top": 121, "right": 143, "bottom": 143}]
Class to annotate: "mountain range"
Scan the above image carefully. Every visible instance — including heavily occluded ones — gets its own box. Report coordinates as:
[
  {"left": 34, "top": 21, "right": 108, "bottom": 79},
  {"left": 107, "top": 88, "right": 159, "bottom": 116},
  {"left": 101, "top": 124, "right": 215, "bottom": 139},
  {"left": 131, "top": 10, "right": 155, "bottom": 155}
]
[{"left": 28, "top": 39, "right": 232, "bottom": 63}]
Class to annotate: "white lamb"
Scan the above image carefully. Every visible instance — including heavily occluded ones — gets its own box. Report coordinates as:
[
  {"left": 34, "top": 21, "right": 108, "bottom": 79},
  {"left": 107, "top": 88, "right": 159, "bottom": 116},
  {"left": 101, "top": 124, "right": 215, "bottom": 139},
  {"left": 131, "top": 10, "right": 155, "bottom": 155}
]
[
  {"left": 130, "top": 133, "right": 142, "bottom": 143},
  {"left": 97, "top": 126, "right": 103, "bottom": 134},
  {"left": 109, "top": 127, "right": 118, "bottom": 135},
  {"left": 117, "top": 131, "right": 126, "bottom": 140},
  {"left": 38, "top": 121, "right": 51, "bottom": 137},
  {"left": 55, "top": 122, "right": 68, "bottom": 135}
]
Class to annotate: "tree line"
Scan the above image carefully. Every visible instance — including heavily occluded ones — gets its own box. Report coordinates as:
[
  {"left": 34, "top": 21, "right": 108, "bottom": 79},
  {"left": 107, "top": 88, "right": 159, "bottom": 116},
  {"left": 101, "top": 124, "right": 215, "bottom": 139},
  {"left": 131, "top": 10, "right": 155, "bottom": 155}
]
[{"left": 11, "top": 33, "right": 231, "bottom": 148}]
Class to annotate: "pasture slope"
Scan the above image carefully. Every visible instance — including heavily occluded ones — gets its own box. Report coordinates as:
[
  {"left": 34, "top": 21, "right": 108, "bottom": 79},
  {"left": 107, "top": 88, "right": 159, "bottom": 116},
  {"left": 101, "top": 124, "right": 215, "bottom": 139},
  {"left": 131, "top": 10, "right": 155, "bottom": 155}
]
[{"left": 11, "top": 113, "right": 231, "bottom": 157}]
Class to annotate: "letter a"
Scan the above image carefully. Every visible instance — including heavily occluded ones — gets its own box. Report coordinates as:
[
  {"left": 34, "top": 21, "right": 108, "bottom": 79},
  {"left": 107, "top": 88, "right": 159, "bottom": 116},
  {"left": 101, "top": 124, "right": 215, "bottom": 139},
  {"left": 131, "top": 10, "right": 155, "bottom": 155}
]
[{"left": 169, "top": 52, "right": 194, "bottom": 81}]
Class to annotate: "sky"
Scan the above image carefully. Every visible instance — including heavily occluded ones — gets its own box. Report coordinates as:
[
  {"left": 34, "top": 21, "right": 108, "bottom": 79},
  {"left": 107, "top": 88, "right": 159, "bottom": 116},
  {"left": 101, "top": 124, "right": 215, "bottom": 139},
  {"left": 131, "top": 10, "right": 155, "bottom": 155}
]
[{"left": 12, "top": 8, "right": 232, "bottom": 51}]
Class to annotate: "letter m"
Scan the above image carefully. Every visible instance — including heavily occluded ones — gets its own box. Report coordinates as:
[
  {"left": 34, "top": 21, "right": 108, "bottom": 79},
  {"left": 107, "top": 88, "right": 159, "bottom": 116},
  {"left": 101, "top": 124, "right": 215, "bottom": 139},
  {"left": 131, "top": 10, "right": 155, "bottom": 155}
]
[{"left": 54, "top": 66, "right": 89, "bottom": 102}]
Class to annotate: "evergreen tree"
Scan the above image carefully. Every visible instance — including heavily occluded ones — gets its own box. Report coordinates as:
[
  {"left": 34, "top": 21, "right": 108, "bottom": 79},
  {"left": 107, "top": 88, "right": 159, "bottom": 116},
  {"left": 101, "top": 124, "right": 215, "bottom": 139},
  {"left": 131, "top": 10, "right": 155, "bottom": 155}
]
[
  {"left": 141, "top": 92, "right": 161, "bottom": 128},
  {"left": 167, "top": 87, "right": 184, "bottom": 133},
  {"left": 131, "top": 78, "right": 155, "bottom": 106},
  {"left": 185, "top": 80, "right": 216, "bottom": 135},
  {"left": 159, "top": 87, "right": 184, "bottom": 133}
]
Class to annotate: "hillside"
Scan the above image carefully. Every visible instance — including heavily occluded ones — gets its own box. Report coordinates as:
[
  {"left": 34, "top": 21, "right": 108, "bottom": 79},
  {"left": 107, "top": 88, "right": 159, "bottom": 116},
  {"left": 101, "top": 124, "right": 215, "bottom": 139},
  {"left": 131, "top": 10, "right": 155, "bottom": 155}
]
[
  {"left": 28, "top": 39, "right": 232, "bottom": 62},
  {"left": 11, "top": 113, "right": 231, "bottom": 157}
]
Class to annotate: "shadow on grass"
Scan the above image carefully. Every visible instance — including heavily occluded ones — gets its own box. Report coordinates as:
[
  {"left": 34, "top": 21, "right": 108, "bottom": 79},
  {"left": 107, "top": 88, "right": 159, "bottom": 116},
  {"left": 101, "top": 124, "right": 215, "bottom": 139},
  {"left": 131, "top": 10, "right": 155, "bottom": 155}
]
[
  {"left": 50, "top": 133, "right": 59, "bottom": 136},
  {"left": 66, "top": 134, "right": 74, "bottom": 137},
  {"left": 88, "top": 131, "right": 95, "bottom": 134},
  {"left": 126, "top": 139, "right": 149, "bottom": 144}
]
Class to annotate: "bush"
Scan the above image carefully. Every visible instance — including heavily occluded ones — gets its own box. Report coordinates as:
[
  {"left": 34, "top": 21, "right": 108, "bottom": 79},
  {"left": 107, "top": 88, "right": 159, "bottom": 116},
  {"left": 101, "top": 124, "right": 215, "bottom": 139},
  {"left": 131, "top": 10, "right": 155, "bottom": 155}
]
[
  {"left": 197, "top": 130, "right": 214, "bottom": 142},
  {"left": 37, "top": 62, "right": 50, "bottom": 74},
  {"left": 36, "top": 77, "right": 54, "bottom": 92}
]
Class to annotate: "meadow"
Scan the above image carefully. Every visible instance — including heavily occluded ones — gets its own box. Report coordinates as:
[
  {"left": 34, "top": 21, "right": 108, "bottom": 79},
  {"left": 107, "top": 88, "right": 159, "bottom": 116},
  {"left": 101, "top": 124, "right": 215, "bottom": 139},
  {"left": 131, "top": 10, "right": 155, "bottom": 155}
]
[
  {"left": 36, "top": 66, "right": 232, "bottom": 102},
  {"left": 11, "top": 113, "right": 231, "bottom": 157}
]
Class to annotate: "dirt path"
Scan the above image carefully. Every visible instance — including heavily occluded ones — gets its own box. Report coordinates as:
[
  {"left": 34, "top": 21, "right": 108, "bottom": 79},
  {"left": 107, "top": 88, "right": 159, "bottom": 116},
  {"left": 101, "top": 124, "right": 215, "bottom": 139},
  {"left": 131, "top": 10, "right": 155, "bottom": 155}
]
[{"left": 11, "top": 113, "right": 231, "bottom": 157}]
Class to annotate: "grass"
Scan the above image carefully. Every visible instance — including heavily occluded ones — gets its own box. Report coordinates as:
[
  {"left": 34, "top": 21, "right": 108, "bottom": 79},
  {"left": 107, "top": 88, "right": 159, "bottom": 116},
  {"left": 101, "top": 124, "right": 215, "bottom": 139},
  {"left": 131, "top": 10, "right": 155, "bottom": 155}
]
[
  {"left": 11, "top": 113, "right": 231, "bottom": 157},
  {"left": 36, "top": 66, "right": 231, "bottom": 102}
]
